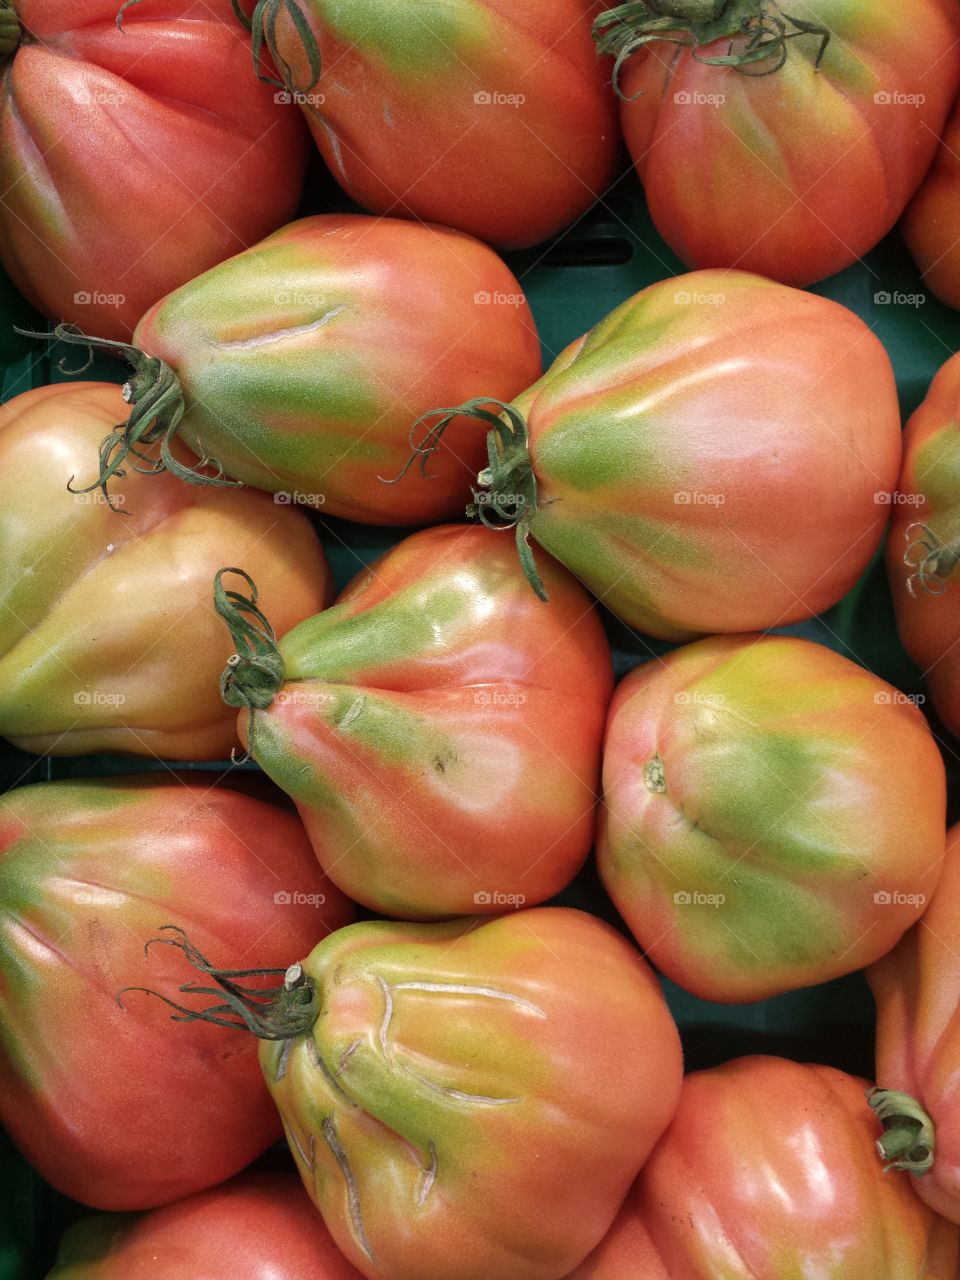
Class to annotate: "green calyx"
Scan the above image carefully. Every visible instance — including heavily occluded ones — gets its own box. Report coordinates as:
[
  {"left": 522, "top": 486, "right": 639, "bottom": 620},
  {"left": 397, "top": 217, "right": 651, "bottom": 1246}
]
[
  {"left": 904, "top": 522, "right": 960, "bottom": 598},
  {"left": 593, "top": 0, "right": 830, "bottom": 96},
  {"left": 867, "top": 1088, "right": 936, "bottom": 1177},
  {"left": 15, "top": 323, "right": 239, "bottom": 512},
  {"left": 0, "top": 1, "right": 20, "bottom": 59},
  {"left": 383, "top": 397, "right": 549, "bottom": 603},
  {"left": 118, "top": 926, "right": 319, "bottom": 1041},
  {"left": 231, "top": 0, "right": 322, "bottom": 95},
  {"left": 214, "top": 569, "right": 286, "bottom": 718}
]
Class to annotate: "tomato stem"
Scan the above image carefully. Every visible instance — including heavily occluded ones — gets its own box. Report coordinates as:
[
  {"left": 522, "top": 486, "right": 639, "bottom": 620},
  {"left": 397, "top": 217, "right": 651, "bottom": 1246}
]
[
  {"left": 15, "top": 323, "right": 240, "bottom": 512},
  {"left": 867, "top": 1087, "right": 936, "bottom": 1176},
  {"left": 214, "top": 568, "right": 286, "bottom": 721},
  {"left": 0, "top": 2, "right": 20, "bottom": 59},
  {"left": 903, "top": 522, "right": 960, "bottom": 598},
  {"left": 118, "top": 926, "right": 318, "bottom": 1040},
  {"left": 382, "top": 397, "right": 549, "bottom": 602},
  {"left": 593, "top": 0, "right": 830, "bottom": 97},
  {"left": 233, "top": 0, "right": 322, "bottom": 95}
]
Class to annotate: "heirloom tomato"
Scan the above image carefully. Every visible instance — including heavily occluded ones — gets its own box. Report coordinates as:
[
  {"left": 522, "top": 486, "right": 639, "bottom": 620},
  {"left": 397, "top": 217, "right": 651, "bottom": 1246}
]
[
  {"left": 903, "top": 92, "right": 960, "bottom": 309},
  {"left": 567, "top": 1057, "right": 960, "bottom": 1280},
  {"left": 0, "top": 0, "right": 307, "bottom": 340},
  {"left": 145, "top": 907, "right": 683, "bottom": 1280},
  {"left": 888, "top": 353, "right": 960, "bottom": 736},
  {"left": 55, "top": 214, "right": 540, "bottom": 525},
  {"left": 593, "top": 0, "right": 960, "bottom": 286},
  {"left": 214, "top": 524, "right": 613, "bottom": 918},
  {"left": 0, "top": 382, "right": 331, "bottom": 759},
  {"left": 870, "top": 823, "right": 960, "bottom": 1225},
  {"left": 0, "top": 777, "right": 353, "bottom": 1210},
  {"left": 238, "top": 0, "right": 618, "bottom": 248},
  {"left": 408, "top": 270, "right": 900, "bottom": 638},
  {"left": 598, "top": 634, "right": 946, "bottom": 1002}
]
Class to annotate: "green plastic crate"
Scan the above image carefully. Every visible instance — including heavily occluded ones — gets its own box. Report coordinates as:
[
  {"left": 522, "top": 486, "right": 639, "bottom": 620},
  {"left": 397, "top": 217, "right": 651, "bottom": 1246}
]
[{"left": 3, "top": 156, "right": 960, "bottom": 1278}]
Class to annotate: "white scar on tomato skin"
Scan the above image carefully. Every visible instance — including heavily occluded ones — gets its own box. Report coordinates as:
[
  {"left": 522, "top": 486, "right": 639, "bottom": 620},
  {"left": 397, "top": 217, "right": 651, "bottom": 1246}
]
[
  {"left": 283, "top": 1119, "right": 315, "bottom": 1173},
  {"left": 323, "top": 1115, "right": 376, "bottom": 1262},
  {"left": 393, "top": 981, "right": 547, "bottom": 1018},
  {"left": 417, "top": 1142, "right": 438, "bottom": 1208},
  {"left": 209, "top": 306, "right": 347, "bottom": 350}
]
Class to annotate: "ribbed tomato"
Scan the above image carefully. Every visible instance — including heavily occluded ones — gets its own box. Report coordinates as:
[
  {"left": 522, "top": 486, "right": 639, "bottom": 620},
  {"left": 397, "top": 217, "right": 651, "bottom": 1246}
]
[
  {"left": 0, "top": 0, "right": 307, "bottom": 340},
  {"left": 52, "top": 214, "right": 540, "bottom": 526},
  {"left": 869, "top": 823, "right": 960, "bottom": 1225},
  {"left": 0, "top": 381, "right": 331, "bottom": 759},
  {"left": 239, "top": 0, "right": 618, "bottom": 248},
  {"left": 598, "top": 634, "right": 946, "bottom": 1002},
  {"left": 406, "top": 269, "right": 901, "bottom": 638},
  {"left": 887, "top": 353, "right": 960, "bottom": 736},
  {"left": 593, "top": 0, "right": 960, "bottom": 286},
  {"left": 47, "top": 1172, "right": 363, "bottom": 1279},
  {"left": 141, "top": 908, "right": 683, "bottom": 1280},
  {"left": 214, "top": 524, "right": 613, "bottom": 918},
  {"left": 567, "top": 1057, "right": 960, "bottom": 1280},
  {"left": 903, "top": 91, "right": 960, "bottom": 309},
  {"left": 0, "top": 777, "right": 353, "bottom": 1210}
]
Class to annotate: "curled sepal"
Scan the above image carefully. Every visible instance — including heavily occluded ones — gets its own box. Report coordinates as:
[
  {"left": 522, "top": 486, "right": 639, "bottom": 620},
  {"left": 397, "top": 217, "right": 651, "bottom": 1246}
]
[
  {"left": 904, "top": 522, "right": 960, "bottom": 598},
  {"left": 592, "top": 0, "right": 830, "bottom": 98},
  {"left": 15, "top": 323, "right": 239, "bottom": 511},
  {"left": 232, "top": 0, "right": 322, "bottom": 94},
  {"left": 117, "top": 925, "right": 318, "bottom": 1041},
  {"left": 214, "top": 568, "right": 286, "bottom": 713},
  {"left": 868, "top": 1088, "right": 936, "bottom": 1176}
]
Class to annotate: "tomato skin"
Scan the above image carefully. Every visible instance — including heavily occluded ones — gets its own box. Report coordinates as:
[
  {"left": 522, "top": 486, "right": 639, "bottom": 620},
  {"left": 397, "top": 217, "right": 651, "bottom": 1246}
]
[
  {"left": 598, "top": 633, "right": 946, "bottom": 1003},
  {"left": 0, "top": 0, "right": 307, "bottom": 341},
  {"left": 233, "top": 524, "right": 613, "bottom": 918},
  {"left": 887, "top": 354, "right": 960, "bottom": 734},
  {"left": 260, "top": 1, "right": 617, "bottom": 249},
  {"left": 903, "top": 94, "right": 960, "bottom": 309},
  {"left": 0, "top": 382, "right": 331, "bottom": 759},
  {"left": 614, "top": 1, "right": 960, "bottom": 286},
  {"left": 512, "top": 269, "right": 900, "bottom": 639},
  {"left": 259, "top": 907, "right": 683, "bottom": 1280},
  {"left": 566, "top": 1057, "right": 960, "bottom": 1280},
  {"left": 135, "top": 214, "right": 541, "bottom": 524},
  {"left": 0, "top": 777, "right": 354, "bottom": 1211},
  {"left": 870, "top": 824, "right": 960, "bottom": 1225},
  {"left": 47, "top": 1172, "right": 363, "bottom": 1279}
]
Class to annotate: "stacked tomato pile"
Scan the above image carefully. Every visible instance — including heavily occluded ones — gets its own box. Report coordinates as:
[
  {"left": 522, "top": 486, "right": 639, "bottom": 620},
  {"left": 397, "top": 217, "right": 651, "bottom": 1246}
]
[{"left": 4, "top": 2, "right": 960, "bottom": 1278}]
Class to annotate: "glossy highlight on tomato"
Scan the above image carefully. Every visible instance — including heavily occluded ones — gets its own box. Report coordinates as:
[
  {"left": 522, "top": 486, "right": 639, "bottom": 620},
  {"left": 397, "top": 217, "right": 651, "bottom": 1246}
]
[
  {"left": 0, "top": 776, "right": 354, "bottom": 1210},
  {"left": 243, "top": 0, "right": 618, "bottom": 248},
  {"left": 0, "top": 381, "right": 332, "bottom": 759},
  {"left": 216, "top": 524, "right": 613, "bottom": 918},
  {"left": 598, "top": 633, "right": 946, "bottom": 1002},
  {"left": 0, "top": 0, "right": 308, "bottom": 340}
]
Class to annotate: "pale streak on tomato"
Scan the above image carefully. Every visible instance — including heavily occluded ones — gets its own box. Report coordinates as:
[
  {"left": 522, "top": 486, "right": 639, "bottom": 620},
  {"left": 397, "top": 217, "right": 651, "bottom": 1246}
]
[
  {"left": 236, "top": 524, "right": 613, "bottom": 918},
  {"left": 0, "top": 0, "right": 308, "bottom": 342},
  {"left": 510, "top": 269, "right": 901, "bottom": 639},
  {"left": 262, "top": 908, "right": 682, "bottom": 1280},
  {"left": 135, "top": 214, "right": 541, "bottom": 523},
  {"left": 263, "top": 0, "right": 618, "bottom": 249},
  {"left": 617, "top": 1, "right": 960, "bottom": 286},
  {"left": 903, "top": 95, "right": 960, "bottom": 309},
  {"left": 887, "top": 353, "right": 960, "bottom": 737},
  {"left": 870, "top": 823, "right": 960, "bottom": 1226},
  {"left": 568, "top": 1057, "right": 960, "bottom": 1280},
  {"left": 0, "top": 382, "right": 332, "bottom": 759},
  {"left": 598, "top": 633, "right": 946, "bottom": 1003},
  {"left": 0, "top": 777, "right": 353, "bottom": 1211}
]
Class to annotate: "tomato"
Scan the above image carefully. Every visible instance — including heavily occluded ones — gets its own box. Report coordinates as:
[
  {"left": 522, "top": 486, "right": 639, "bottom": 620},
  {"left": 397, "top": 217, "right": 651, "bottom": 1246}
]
[
  {"left": 593, "top": 0, "right": 960, "bottom": 287},
  {"left": 214, "top": 524, "right": 613, "bottom": 918},
  {"left": 0, "top": 0, "right": 307, "bottom": 341},
  {"left": 0, "top": 776, "right": 354, "bottom": 1210},
  {"left": 887, "top": 354, "right": 960, "bottom": 735},
  {"left": 0, "top": 382, "right": 331, "bottom": 759},
  {"left": 146, "top": 907, "right": 682, "bottom": 1280},
  {"left": 903, "top": 91, "right": 960, "bottom": 309},
  {"left": 567, "top": 1057, "right": 960, "bottom": 1280},
  {"left": 869, "top": 823, "right": 960, "bottom": 1225},
  {"left": 409, "top": 270, "right": 900, "bottom": 638},
  {"left": 47, "top": 1171, "right": 363, "bottom": 1279},
  {"left": 57, "top": 214, "right": 541, "bottom": 525},
  {"left": 598, "top": 633, "right": 946, "bottom": 1003},
  {"left": 240, "top": 0, "right": 618, "bottom": 249}
]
